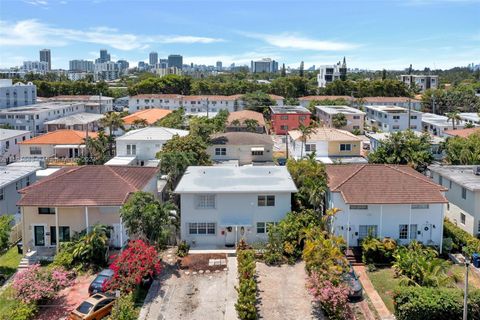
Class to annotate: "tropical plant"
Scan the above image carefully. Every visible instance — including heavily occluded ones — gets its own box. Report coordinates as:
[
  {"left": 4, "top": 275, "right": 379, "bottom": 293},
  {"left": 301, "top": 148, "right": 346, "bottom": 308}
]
[
  {"left": 0, "top": 300, "right": 38, "bottom": 320},
  {"left": 176, "top": 240, "right": 190, "bottom": 257},
  {"left": 107, "top": 292, "right": 138, "bottom": 320},
  {"left": 155, "top": 107, "right": 186, "bottom": 129},
  {"left": 99, "top": 112, "right": 125, "bottom": 155},
  {"left": 361, "top": 236, "right": 397, "bottom": 264},
  {"left": 445, "top": 111, "right": 462, "bottom": 130},
  {"left": 83, "top": 130, "right": 111, "bottom": 164},
  {"left": 443, "top": 132, "right": 480, "bottom": 165},
  {"left": 0, "top": 215, "right": 13, "bottom": 252},
  {"left": 231, "top": 119, "right": 241, "bottom": 127},
  {"left": 104, "top": 240, "right": 161, "bottom": 293},
  {"left": 120, "top": 191, "right": 176, "bottom": 246},
  {"left": 235, "top": 248, "right": 257, "bottom": 320},
  {"left": 244, "top": 119, "right": 259, "bottom": 132},
  {"left": 331, "top": 113, "right": 348, "bottom": 129},
  {"left": 298, "top": 123, "right": 315, "bottom": 159},
  {"left": 72, "top": 224, "right": 109, "bottom": 267},
  {"left": 131, "top": 118, "right": 148, "bottom": 129}
]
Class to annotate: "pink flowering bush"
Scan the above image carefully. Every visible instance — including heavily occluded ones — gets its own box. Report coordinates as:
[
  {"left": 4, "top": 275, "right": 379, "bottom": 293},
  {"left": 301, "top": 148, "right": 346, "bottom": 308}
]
[
  {"left": 12, "top": 264, "right": 75, "bottom": 303},
  {"left": 306, "top": 272, "right": 352, "bottom": 320}
]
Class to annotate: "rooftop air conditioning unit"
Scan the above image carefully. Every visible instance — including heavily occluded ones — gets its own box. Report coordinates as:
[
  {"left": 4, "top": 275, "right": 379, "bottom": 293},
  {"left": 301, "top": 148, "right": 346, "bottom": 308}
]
[{"left": 474, "top": 166, "right": 480, "bottom": 176}]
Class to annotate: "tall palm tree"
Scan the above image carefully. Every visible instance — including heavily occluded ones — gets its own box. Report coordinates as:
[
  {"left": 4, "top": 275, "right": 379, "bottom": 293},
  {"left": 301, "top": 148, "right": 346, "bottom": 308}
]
[
  {"left": 100, "top": 112, "right": 125, "bottom": 156},
  {"left": 132, "top": 118, "right": 148, "bottom": 129},
  {"left": 445, "top": 111, "right": 461, "bottom": 130},
  {"left": 298, "top": 123, "right": 315, "bottom": 159}
]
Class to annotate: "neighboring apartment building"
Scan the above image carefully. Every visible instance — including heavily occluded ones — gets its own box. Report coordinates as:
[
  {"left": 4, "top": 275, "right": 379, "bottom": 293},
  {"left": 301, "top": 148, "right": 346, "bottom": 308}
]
[
  {"left": 269, "top": 106, "right": 311, "bottom": 135},
  {"left": 47, "top": 95, "right": 114, "bottom": 114},
  {"left": 400, "top": 74, "right": 439, "bottom": 92},
  {"left": 18, "top": 165, "right": 159, "bottom": 254},
  {"left": 0, "top": 162, "right": 40, "bottom": 218},
  {"left": 326, "top": 164, "right": 447, "bottom": 249},
  {"left": 44, "top": 113, "right": 103, "bottom": 132},
  {"left": 225, "top": 110, "right": 266, "bottom": 134},
  {"left": 0, "top": 79, "right": 37, "bottom": 109},
  {"left": 0, "top": 102, "right": 86, "bottom": 135},
  {"left": 19, "top": 130, "right": 97, "bottom": 160},
  {"left": 122, "top": 109, "right": 172, "bottom": 130},
  {"left": 105, "top": 127, "right": 189, "bottom": 167},
  {"left": 317, "top": 58, "right": 347, "bottom": 88},
  {"left": 174, "top": 166, "right": 297, "bottom": 247},
  {"left": 459, "top": 113, "right": 480, "bottom": 126},
  {"left": 0, "top": 129, "right": 31, "bottom": 164},
  {"left": 69, "top": 60, "right": 94, "bottom": 72},
  {"left": 363, "top": 97, "right": 422, "bottom": 111},
  {"left": 288, "top": 127, "right": 365, "bottom": 163},
  {"left": 421, "top": 113, "right": 466, "bottom": 137},
  {"left": 315, "top": 105, "right": 365, "bottom": 134},
  {"left": 428, "top": 165, "right": 480, "bottom": 236},
  {"left": 23, "top": 61, "right": 48, "bottom": 75},
  {"left": 208, "top": 132, "right": 274, "bottom": 165},
  {"left": 128, "top": 94, "right": 284, "bottom": 113},
  {"left": 364, "top": 105, "right": 422, "bottom": 132}
]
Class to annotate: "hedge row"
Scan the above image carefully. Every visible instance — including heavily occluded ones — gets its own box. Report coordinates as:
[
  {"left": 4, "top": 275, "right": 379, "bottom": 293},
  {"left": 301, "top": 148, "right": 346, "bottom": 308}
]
[
  {"left": 444, "top": 219, "right": 480, "bottom": 253},
  {"left": 235, "top": 249, "right": 257, "bottom": 320},
  {"left": 394, "top": 286, "right": 480, "bottom": 320}
]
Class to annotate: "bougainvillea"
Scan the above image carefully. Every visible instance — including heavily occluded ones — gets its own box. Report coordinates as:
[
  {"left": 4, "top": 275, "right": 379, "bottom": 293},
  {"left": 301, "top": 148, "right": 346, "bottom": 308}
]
[
  {"left": 104, "top": 240, "right": 161, "bottom": 293},
  {"left": 306, "top": 272, "right": 352, "bottom": 320},
  {"left": 12, "top": 264, "right": 74, "bottom": 303}
]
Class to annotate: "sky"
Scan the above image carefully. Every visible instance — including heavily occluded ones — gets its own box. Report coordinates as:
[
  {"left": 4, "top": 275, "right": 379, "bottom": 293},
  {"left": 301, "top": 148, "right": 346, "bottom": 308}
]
[{"left": 0, "top": 0, "right": 479, "bottom": 70}]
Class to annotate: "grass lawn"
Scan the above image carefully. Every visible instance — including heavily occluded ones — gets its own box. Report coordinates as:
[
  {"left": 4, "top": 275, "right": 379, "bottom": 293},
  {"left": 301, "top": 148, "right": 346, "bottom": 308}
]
[
  {"left": 0, "top": 286, "right": 19, "bottom": 316},
  {"left": 367, "top": 267, "right": 401, "bottom": 313},
  {"left": 0, "top": 246, "right": 22, "bottom": 279}
]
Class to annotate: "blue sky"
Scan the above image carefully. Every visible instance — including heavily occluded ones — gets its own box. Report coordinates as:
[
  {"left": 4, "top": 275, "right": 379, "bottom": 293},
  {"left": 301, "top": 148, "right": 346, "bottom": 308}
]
[{"left": 0, "top": 0, "right": 479, "bottom": 70}]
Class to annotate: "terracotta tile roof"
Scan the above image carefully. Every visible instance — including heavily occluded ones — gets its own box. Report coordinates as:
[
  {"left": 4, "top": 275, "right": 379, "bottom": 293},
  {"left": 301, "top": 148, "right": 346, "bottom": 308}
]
[
  {"left": 19, "top": 130, "right": 98, "bottom": 145},
  {"left": 122, "top": 109, "right": 172, "bottom": 125},
  {"left": 227, "top": 110, "right": 266, "bottom": 126},
  {"left": 444, "top": 128, "right": 480, "bottom": 138},
  {"left": 299, "top": 95, "right": 353, "bottom": 101},
  {"left": 131, "top": 94, "right": 183, "bottom": 99},
  {"left": 288, "top": 127, "right": 362, "bottom": 142},
  {"left": 363, "top": 96, "right": 420, "bottom": 103},
  {"left": 130, "top": 94, "right": 284, "bottom": 101},
  {"left": 210, "top": 132, "right": 273, "bottom": 146},
  {"left": 17, "top": 165, "right": 158, "bottom": 206},
  {"left": 326, "top": 164, "right": 448, "bottom": 204}
]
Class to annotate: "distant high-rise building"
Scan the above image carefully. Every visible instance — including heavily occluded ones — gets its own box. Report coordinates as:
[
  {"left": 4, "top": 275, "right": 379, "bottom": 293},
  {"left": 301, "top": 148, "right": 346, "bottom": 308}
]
[
  {"left": 216, "top": 61, "right": 222, "bottom": 71},
  {"left": 149, "top": 52, "right": 158, "bottom": 66},
  {"left": 317, "top": 57, "right": 347, "bottom": 88},
  {"left": 117, "top": 60, "right": 130, "bottom": 71},
  {"left": 250, "top": 58, "right": 278, "bottom": 73},
  {"left": 96, "top": 49, "right": 111, "bottom": 64},
  {"left": 69, "top": 60, "right": 94, "bottom": 72},
  {"left": 168, "top": 54, "right": 183, "bottom": 69},
  {"left": 39, "top": 49, "right": 51, "bottom": 71},
  {"left": 158, "top": 59, "right": 168, "bottom": 69},
  {"left": 400, "top": 74, "right": 438, "bottom": 92},
  {"left": 23, "top": 61, "right": 49, "bottom": 75},
  {"left": 0, "top": 79, "right": 37, "bottom": 109}
]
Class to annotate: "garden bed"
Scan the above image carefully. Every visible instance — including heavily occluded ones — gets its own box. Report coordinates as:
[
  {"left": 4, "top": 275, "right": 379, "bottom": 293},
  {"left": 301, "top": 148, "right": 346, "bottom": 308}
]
[{"left": 180, "top": 253, "right": 227, "bottom": 272}]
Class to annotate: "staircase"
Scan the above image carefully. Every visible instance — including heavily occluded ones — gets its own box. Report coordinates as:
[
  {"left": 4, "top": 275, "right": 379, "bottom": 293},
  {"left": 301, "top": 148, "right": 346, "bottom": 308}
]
[
  {"left": 18, "top": 251, "right": 37, "bottom": 270},
  {"left": 346, "top": 247, "right": 363, "bottom": 266}
]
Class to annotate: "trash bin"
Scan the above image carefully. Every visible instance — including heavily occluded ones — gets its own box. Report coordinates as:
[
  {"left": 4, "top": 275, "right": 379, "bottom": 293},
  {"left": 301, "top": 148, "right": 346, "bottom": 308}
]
[
  {"left": 472, "top": 253, "right": 480, "bottom": 268},
  {"left": 17, "top": 242, "right": 23, "bottom": 255}
]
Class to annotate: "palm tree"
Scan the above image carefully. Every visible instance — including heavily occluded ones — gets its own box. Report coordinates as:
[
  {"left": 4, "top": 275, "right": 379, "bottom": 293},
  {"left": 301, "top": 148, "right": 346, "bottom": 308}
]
[
  {"left": 244, "top": 119, "right": 259, "bottom": 133},
  {"left": 100, "top": 112, "right": 125, "bottom": 156},
  {"left": 132, "top": 118, "right": 148, "bottom": 129},
  {"left": 84, "top": 130, "right": 110, "bottom": 164},
  {"left": 298, "top": 123, "right": 315, "bottom": 159},
  {"left": 445, "top": 111, "right": 461, "bottom": 130},
  {"left": 231, "top": 119, "right": 241, "bottom": 127}
]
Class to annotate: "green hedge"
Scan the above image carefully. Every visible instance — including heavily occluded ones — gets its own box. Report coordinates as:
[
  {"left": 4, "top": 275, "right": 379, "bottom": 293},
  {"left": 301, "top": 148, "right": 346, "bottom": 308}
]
[
  {"left": 444, "top": 219, "right": 480, "bottom": 254},
  {"left": 235, "top": 249, "right": 257, "bottom": 320},
  {"left": 393, "top": 286, "right": 480, "bottom": 320}
]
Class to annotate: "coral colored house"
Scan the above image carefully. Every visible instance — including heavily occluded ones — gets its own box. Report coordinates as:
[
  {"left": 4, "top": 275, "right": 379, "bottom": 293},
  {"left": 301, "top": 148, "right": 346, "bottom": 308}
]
[{"left": 269, "top": 106, "right": 312, "bottom": 135}]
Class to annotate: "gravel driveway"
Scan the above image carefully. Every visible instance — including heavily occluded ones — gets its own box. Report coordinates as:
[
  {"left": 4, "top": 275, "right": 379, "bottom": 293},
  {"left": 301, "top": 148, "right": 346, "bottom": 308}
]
[{"left": 257, "top": 261, "right": 323, "bottom": 320}]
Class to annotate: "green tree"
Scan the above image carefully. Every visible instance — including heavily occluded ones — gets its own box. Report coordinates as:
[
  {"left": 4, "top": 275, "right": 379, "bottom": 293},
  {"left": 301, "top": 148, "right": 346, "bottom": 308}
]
[
  {"left": 244, "top": 119, "right": 259, "bottom": 132},
  {"left": 128, "top": 74, "right": 192, "bottom": 95},
  {"left": 443, "top": 132, "right": 480, "bottom": 165},
  {"left": 99, "top": 112, "right": 125, "bottom": 156},
  {"left": 156, "top": 107, "right": 186, "bottom": 129},
  {"left": 445, "top": 111, "right": 462, "bottom": 130},
  {"left": 120, "top": 191, "right": 176, "bottom": 245},
  {"left": 331, "top": 113, "right": 347, "bottom": 129},
  {"left": 82, "top": 130, "right": 111, "bottom": 164},
  {"left": 131, "top": 118, "right": 148, "bottom": 129},
  {"left": 72, "top": 224, "right": 109, "bottom": 266},
  {"left": 368, "top": 130, "right": 434, "bottom": 171},
  {"left": 298, "top": 123, "right": 315, "bottom": 159},
  {"left": 241, "top": 91, "right": 275, "bottom": 112},
  {"left": 0, "top": 215, "right": 13, "bottom": 252}
]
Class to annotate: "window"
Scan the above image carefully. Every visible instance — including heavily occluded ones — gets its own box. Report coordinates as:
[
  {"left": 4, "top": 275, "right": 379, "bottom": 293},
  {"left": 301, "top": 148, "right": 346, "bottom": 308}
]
[
  {"left": 29, "top": 146, "right": 41, "bottom": 155},
  {"left": 126, "top": 144, "right": 136, "bottom": 155},
  {"left": 305, "top": 144, "right": 316, "bottom": 152},
  {"left": 0, "top": 188, "right": 3, "bottom": 201},
  {"left": 392, "top": 125, "right": 400, "bottom": 130},
  {"left": 353, "top": 115, "right": 360, "bottom": 120},
  {"left": 280, "top": 115, "right": 289, "bottom": 120},
  {"left": 399, "top": 224, "right": 409, "bottom": 239},
  {"left": 38, "top": 208, "right": 55, "bottom": 214},
  {"left": 257, "top": 222, "right": 277, "bottom": 234},
  {"left": 462, "top": 187, "right": 467, "bottom": 200},
  {"left": 188, "top": 222, "right": 216, "bottom": 235},
  {"left": 410, "top": 224, "right": 418, "bottom": 239},
  {"left": 393, "top": 115, "right": 400, "bottom": 120},
  {"left": 299, "top": 116, "right": 306, "bottom": 121},
  {"left": 461, "top": 213, "right": 466, "bottom": 225},
  {"left": 215, "top": 148, "right": 226, "bottom": 156},
  {"left": 359, "top": 225, "right": 378, "bottom": 239},
  {"left": 340, "top": 144, "right": 351, "bottom": 151},
  {"left": 411, "top": 204, "right": 429, "bottom": 209},
  {"left": 410, "top": 125, "right": 417, "bottom": 129},
  {"left": 16, "top": 181, "right": 22, "bottom": 190},
  {"left": 196, "top": 194, "right": 216, "bottom": 209},
  {"left": 477, "top": 221, "right": 480, "bottom": 234},
  {"left": 449, "top": 180, "right": 452, "bottom": 189},
  {"left": 439, "top": 176, "right": 443, "bottom": 185},
  {"left": 258, "top": 195, "right": 275, "bottom": 207},
  {"left": 280, "top": 125, "right": 288, "bottom": 131},
  {"left": 251, "top": 150, "right": 264, "bottom": 156},
  {"left": 410, "top": 116, "right": 417, "bottom": 119},
  {"left": 50, "top": 226, "right": 70, "bottom": 245},
  {"left": 350, "top": 205, "right": 368, "bottom": 210}
]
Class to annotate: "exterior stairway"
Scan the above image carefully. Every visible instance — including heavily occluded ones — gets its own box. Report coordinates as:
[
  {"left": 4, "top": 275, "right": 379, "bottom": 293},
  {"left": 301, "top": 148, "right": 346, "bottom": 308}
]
[{"left": 346, "top": 247, "right": 364, "bottom": 266}]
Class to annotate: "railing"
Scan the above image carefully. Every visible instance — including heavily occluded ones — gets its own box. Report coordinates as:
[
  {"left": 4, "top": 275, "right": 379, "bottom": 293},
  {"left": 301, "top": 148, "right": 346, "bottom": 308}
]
[
  {"left": 9, "top": 221, "right": 22, "bottom": 245},
  {"left": 46, "top": 157, "right": 80, "bottom": 166}
]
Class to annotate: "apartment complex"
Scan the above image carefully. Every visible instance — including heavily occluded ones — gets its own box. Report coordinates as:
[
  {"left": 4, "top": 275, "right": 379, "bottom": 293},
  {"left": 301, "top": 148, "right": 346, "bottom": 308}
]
[
  {"left": 315, "top": 105, "right": 365, "bottom": 134},
  {"left": 250, "top": 58, "right": 278, "bottom": 73},
  {"left": 269, "top": 106, "right": 311, "bottom": 135},
  {"left": 39, "top": 49, "right": 51, "bottom": 71},
  {"left": 364, "top": 105, "right": 422, "bottom": 132},
  {"left": 47, "top": 95, "right": 114, "bottom": 113},
  {"left": 421, "top": 113, "right": 466, "bottom": 137},
  {"left": 400, "top": 74, "right": 439, "bottom": 92},
  {"left": 317, "top": 58, "right": 347, "bottom": 88},
  {"left": 69, "top": 60, "right": 94, "bottom": 72},
  {"left": 0, "top": 79, "right": 37, "bottom": 109},
  {"left": 0, "top": 129, "right": 31, "bottom": 164}
]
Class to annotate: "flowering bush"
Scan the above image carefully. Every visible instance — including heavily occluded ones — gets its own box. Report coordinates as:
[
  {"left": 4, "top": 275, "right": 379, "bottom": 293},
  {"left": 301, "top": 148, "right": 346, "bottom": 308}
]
[
  {"left": 12, "top": 264, "right": 74, "bottom": 303},
  {"left": 235, "top": 248, "right": 257, "bottom": 320},
  {"left": 306, "top": 272, "right": 352, "bottom": 320},
  {"left": 104, "top": 240, "right": 161, "bottom": 293}
]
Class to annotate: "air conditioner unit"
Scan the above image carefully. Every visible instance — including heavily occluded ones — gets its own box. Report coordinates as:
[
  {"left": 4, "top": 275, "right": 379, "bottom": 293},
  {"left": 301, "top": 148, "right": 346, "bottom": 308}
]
[{"left": 474, "top": 166, "right": 480, "bottom": 176}]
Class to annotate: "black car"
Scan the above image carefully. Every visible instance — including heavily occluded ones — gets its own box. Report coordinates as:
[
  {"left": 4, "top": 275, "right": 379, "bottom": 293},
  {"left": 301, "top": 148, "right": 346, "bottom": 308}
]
[
  {"left": 88, "top": 269, "right": 114, "bottom": 295},
  {"left": 342, "top": 269, "right": 363, "bottom": 300}
]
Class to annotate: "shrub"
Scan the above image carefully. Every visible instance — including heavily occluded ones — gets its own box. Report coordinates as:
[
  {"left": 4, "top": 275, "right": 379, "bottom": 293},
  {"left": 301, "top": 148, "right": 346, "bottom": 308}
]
[
  {"left": 393, "top": 286, "right": 463, "bottom": 320},
  {"left": 107, "top": 292, "right": 138, "bottom": 320},
  {"left": 0, "top": 301, "right": 37, "bottom": 320},
  {"left": 176, "top": 241, "right": 190, "bottom": 258},
  {"left": 72, "top": 224, "right": 109, "bottom": 267},
  {"left": 235, "top": 248, "right": 257, "bottom": 320},
  {"left": 469, "top": 290, "right": 480, "bottom": 319},
  {"left": 52, "top": 242, "right": 75, "bottom": 269},
  {"left": 0, "top": 215, "right": 13, "bottom": 252},
  {"left": 264, "top": 226, "right": 284, "bottom": 265},
  {"left": 105, "top": 240, "right": 161, "bottom": 293},
  {"left": 306, "top": 274, "right": 352, "bottom": 320},
  {"left": 361, "top": 237, "right": 397, "bottom": 265},
  {"left": 444, "top": 219, "right": 480, "bottom": 254}
]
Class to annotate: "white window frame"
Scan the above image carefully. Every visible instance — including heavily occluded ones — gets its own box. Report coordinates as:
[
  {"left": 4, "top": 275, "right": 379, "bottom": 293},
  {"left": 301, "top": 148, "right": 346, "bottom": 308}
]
[
  {"left": 340, "top": 144, "right": 351, "bottom": 152},
  {"left": 126, "top": 144, "right": 136, "bottom": 155},
  {"left": 188, "top": 222, "right": 216, "bottom": 235},
  {"left": 305, "top": 144, "right": 316, "bottom": 152},
  {"left": 258, "top": 195, "right": 275, "bottom": 207},
  {"left": 349, "top": 205, "right": 368, "bottom": 210},
  {"left": 359, "top": 225, "right": 378, "bottom": 239},
  {"left": 411, "top": 204, "right": 429, "bottom": 209},
  {"left": 196, "top": 194, "right": 216, "bottom": 209},
  {"left": 215, "top": 147, "right": 226, "bottom": 156}
]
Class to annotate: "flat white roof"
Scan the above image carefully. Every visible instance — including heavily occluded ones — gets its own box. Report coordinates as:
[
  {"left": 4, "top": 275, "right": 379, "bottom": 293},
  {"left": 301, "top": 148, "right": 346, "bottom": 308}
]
[
  {"left": 0, "top": 129, "right": 30, "bottom": 141},
  {"left": 365, "top": 105, "right": 421, "bottom": 114},
  {"left": 175, "top": 166, "right": 298, "bottom": 193},
  {"left": 459, "top": 113, "right": 480, "bottom": 123},
  {"left": 428, "top": 165, "right": 480, "bottom": 191},
  {"left": 315, "top": 105, "right": 365, "bottom": 115},
  {"left": 0, "top": 102, "right": 84, "bottom": 114},
  {"left": 0, "top": 162, "right": 41, "bottom": 188},
  {"left": 367, "top": 131, "right": 444, "bottom": 145},
  {"left": 116, "top": 127, "right": 189, "bottom": 141},
  {"left": 104, "top": 156, "right": 137, "bottom": 166},
  {"left": 422, "top": 113, "right": 466, "bottom": 127},
  {"left": 44, "top": 113, "right": 103, "bottom": 125}
]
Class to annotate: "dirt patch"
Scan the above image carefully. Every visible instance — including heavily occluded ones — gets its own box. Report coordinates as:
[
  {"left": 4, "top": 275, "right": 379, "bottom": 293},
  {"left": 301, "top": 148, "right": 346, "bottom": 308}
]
[{"left": 180, "top": 253, "right": 227, "bottom": 272}]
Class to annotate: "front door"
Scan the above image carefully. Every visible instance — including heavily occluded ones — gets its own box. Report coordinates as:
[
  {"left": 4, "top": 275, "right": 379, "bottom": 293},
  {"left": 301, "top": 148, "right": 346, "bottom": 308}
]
[
  {"left": 34, "top": 225, "right": 45, "bottom": 246},
  {"left": 225, "top": 226, "right": 235, "bottom": 247}
]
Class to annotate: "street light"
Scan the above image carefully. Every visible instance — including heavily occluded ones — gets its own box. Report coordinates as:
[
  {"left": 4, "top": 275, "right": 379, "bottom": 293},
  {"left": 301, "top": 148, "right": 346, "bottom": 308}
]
[{"left": 463, "top": 257, "right": 470, "bottom": 320}]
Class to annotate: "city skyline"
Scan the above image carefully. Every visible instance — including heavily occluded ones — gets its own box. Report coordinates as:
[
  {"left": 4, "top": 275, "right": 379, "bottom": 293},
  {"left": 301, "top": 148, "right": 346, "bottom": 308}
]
[{"left": 0, "top": 0, "right": 479, "bottom": 70}]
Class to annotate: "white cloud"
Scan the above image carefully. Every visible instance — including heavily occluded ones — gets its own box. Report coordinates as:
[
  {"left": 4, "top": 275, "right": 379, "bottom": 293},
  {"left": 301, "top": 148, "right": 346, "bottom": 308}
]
[
  {"left": 242, "top": 32, "right": 359, "bottom": 51},
  {"left": 22, "top": 0, "right": 48, "bottom": 6},
  {"left": 0, "top": 19, "right": 224, "bottom": 50}
]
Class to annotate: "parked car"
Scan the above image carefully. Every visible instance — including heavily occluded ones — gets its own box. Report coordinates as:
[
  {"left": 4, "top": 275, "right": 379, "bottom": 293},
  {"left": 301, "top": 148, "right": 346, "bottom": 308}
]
[
  {"left": 342, "top": 269, "right": 363, "bottom": 300},
  {"left": 88, "top": 269, "right": 114, "bottom": 295},
  {"left": 69, "top": 293, "right": 116, "bottom": 320}
]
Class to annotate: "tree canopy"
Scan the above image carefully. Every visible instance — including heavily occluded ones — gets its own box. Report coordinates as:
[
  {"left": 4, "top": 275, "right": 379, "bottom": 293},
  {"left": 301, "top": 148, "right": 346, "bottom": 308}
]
[{"left": 443, "top": 133, "right": 480, "bottom": 165}]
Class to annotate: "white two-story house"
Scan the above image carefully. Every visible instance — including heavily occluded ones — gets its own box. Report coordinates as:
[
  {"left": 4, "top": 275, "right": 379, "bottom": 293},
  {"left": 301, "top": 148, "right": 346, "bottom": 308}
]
[
  {"left": 364, "top": 105, "right": 422, "bottom": 132},
  {"left": 326, "top": 164, "right": 447, "bottom": 250},
  {"left": 428, "top": 165, "right": 480, "bottom": 236},
  {"left": 174, "top": 166, "right": 297, "bottom": 248}
]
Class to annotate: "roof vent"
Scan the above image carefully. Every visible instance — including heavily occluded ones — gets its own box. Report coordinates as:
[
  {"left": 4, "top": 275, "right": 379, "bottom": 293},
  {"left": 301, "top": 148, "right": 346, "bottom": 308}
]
[{"left": 474, "top": 166, "right": 480, "bottom": 176}]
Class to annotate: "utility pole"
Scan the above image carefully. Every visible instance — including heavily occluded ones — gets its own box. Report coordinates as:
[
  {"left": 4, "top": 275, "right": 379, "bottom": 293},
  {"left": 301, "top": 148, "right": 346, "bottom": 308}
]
[
  {"left": 285, "top": 132, "right": 289, "bottom": 159},
  {"left": 464, "top": 258, "right": 470, "bottom": 320},
  {"left": 408, "top": 98, "right": 411, "bottom": 129},
  {"left": 432, "top": 93, "right": 436, "bottom": 114}
]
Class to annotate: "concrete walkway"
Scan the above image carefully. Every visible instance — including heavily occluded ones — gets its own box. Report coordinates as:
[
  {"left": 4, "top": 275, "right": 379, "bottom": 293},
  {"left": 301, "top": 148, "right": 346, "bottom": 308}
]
[{"left": 353, "top": 266, "right": 395, "bottom": 320}]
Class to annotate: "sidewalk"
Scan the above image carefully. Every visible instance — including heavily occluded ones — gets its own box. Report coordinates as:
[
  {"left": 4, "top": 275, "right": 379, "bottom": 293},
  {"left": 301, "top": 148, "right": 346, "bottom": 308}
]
[{"left": 353, "top": 265, "right": 395, "bottom": 320}]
